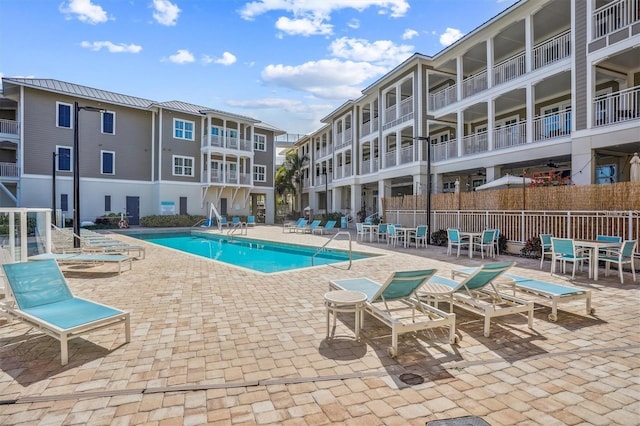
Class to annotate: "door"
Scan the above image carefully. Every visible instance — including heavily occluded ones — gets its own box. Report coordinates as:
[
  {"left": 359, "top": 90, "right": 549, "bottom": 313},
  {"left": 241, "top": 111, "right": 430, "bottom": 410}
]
[
  {"left": 126, "top": 196, "right": 140, "bottom": 225},
  {"left": 179, "top": 197, "right": 187, "bottom": 215},
  {"left": 220, "top": 198, "right": 228, "bottom": 216}
]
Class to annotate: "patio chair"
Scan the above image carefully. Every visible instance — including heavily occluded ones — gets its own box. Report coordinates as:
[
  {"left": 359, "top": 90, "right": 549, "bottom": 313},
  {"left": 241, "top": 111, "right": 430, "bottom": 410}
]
[
  {"left": 410, "top": 225, "right": 428, "bottom": 248},
  {"left": 490, "top": 229, "right": 501, "bottom": 256},
  {"left": 551, "top": 238, "right": 589, "bottom": 279},
  {"left": 312, "top": 220, "right": 336, "bottom": 235},
  {"left": 231, "top": 217, "right": 241, "bottom": 226},
  {"left": 0, "top": 260, "right": 130, "bottom": 365},
  {"left": 356, "top": 222, "right": 367, "bottom": 241},
  {"left": 330, "top": 269, "right": 456, "bottom": 357},
  {"left": 246, "top": 215, "right": 256, "bottom": 226},
  {"left": 474, "top": 229, "right": 496, "bottom": 259},
  {"left": 218, "top": 217, "right": 229, "bottom": 228},
  {"left": 386, "top": 224, "right": 400, "bottom": 246},
  {"left": 446, "top": 228, "right": 470, "bottom": 257},
  {"left": 600, "top": 240, "right": 637, "bottom": 283},
  {"left": 376, "top": 223, "right": 388, "bottom": 242},
  {"left": 299, "top": 219, "right": 321, "bottom": 233},
  {"left": 419, "top": 262, "right": 534, "bottom": 337},
  {"left": 539, "top": 234, "right": 553, "bottom": 269}
]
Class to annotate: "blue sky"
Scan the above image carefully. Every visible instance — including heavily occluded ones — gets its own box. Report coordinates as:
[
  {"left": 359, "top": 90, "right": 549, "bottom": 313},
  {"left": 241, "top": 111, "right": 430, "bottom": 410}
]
[{"left": 1, "top": 0, "right": 519, "bottom": 135}]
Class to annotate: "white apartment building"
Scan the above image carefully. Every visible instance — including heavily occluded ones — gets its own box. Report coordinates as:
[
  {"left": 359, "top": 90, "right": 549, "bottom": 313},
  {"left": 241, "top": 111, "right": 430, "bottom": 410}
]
[{"left": 295, "top": 0, "right": 640, "bottom": 218}]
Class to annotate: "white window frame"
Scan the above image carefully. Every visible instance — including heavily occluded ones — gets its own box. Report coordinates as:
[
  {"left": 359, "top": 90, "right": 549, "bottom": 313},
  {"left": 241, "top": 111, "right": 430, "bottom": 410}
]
[
  {"left": 100, "top": 150, "right": 115, "bottom": 175},
  {"left": 55, "top": 145, "right": 73, "bottom": 172},
  {"left": 173, "top": 118, "right": 195, "bottom": 141},
  {"left": 101, "top": 111, "right": 116, "bottom": 135},
  {"left": 253, "top": 164, "right": 266, "bottom": 182},
  {"left": 254, "top": 133, "right": 266, "bottom": 151},
  {"left": 56, "top": 102, "right": 73, "bottom": 129},
  {"left": 173, "top": 155, "right": 194, "bottom": 177}
]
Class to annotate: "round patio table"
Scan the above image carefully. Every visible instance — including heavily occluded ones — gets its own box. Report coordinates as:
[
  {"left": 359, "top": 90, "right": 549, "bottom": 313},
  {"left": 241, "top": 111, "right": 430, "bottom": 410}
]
[{"left": 324, "top": 290, "right": 367, "bottom": 341}]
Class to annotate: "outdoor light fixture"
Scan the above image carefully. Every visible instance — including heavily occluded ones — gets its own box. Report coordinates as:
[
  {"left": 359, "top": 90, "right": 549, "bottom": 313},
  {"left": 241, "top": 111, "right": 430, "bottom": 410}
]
[
  {"left": 73, "top": 101, "right": 106, "bottom": 247},
  {"left": 413, "top": 136, "right": 433, "bottom": 245}
]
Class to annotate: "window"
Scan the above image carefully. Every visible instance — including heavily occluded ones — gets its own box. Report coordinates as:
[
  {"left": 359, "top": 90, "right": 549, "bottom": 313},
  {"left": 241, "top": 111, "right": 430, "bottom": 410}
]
[
  {"left": 57, "top": 102, "right": 72, "bottom": 128},
  {"left": 61, "top": 194, "right": 68, "bottom": 212},
  {"left": 56, "top": 146, "right": 72, "bottom": 172},
  {"left": 102, "top": 111, "right": 115, "bottom": 134},
  {"left": 101, "top": 150, "right": 115, "bottom": 175},
  {"left": 596, "top": 164, "right": 617, "bottom": 184},
  {"left": 104, "top": 195, "right": 111, "bottom": 212},
  {"left": 173, "top": 155, "right": 194, "bottom": 176},
  {"left": 174, "top": 119, "right": 194, "bottom": 140},
  {"left": 253, "top": 164, "right": 266, "bottom": 182},
  {"left": 254, "top": 133, "right": 266, "bottom": 151}
]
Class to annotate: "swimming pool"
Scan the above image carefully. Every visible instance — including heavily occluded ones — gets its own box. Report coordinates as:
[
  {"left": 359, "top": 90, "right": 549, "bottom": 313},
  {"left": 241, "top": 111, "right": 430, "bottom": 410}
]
[{"left": 129, "top": 231, "right": 371, "bottom": 273}]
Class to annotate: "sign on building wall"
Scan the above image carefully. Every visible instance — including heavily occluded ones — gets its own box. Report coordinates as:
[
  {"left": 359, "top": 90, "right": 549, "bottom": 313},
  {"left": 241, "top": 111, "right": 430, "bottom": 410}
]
[{"left": 161, "top": 201, "right": 175, "bottom": 215}]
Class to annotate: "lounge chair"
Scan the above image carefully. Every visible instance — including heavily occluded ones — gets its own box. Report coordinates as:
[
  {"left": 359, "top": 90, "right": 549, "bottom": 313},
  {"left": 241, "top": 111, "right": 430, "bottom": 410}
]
[
  {"left": 1, "top": 260, "right": 130, "bottom": 365},
  {"left": 420, "top": 262, "right": 533, "bottom": 337},
  {"left": 313, "top": 220, "right": 336, "bottom": 235},
  {"left": 29, "top": 252, "right": 132, "bottom": 275},
  {"left": 299, "top": 219, "right": 321, "bottom": 233},
  {"left": 246, "top": 215, "right": 256, "bottom": 226},
  {"left": 284, "top": 218, "right": 305, "bottom": 232},
  {"left": 330, "top": 269, "right": 456, "bottom": 357}
]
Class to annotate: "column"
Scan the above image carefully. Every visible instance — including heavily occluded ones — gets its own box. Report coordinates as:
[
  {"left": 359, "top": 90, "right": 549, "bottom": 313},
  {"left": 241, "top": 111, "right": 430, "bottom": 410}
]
[
  {"left": 526, "top": 84, "right": 534, "bottom": 144},
  {"left": 486, "top": 38, "right": 494, "bottom": 88},
  {"left": 487, "top": 99, "right": 495, "bottom": 151},
  {"left": 524, "top": 15, "right": 533, "bottom": 72},
  {"left": 457, "top": 110, "right": 464, "bottom": 157}
]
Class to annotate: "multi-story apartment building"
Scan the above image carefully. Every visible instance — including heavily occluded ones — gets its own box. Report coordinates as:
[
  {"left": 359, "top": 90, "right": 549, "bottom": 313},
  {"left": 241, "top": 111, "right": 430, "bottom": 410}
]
[
  {"left": 0, "top": 78, "right": 283, "bottom": 224},
  {"left": 295, "top": 0, "right": 639, "bottom": 218}
]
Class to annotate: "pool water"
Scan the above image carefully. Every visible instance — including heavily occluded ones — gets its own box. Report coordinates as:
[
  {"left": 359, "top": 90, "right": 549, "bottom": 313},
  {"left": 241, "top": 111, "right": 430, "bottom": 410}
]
[{"left": 130, "top": 231, "right": 370, "bottom": 273}]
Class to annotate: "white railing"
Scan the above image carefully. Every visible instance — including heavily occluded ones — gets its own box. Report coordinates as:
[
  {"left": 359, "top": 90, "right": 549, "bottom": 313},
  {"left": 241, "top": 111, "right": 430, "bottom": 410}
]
[
  {"left": 302, "top": 177, "right": 311, "bottom": 188},
  {"left": 461, "top": 132, "right": 488, "bottom": 155},
  {"left": 493, "top": 122, "right": 527, "bottom": 150},
  {"left": 429, "top": 85, "right": 457, "bottom": 111},
  {"left": 462, "top": 71, "right": 488, "bottom": 98},
  {"left": 533, "top": 110, "right": 572, "bottom": 141},
  {"left": 344, "top": 130, "right": 353, "bottom": 143},
  {"left": 203, "top": 135, "right": 252, "bottom": 151},
  {"left": 593, "top": 0, "right": 640, "bottom": 39},
  {"left": 399, "top": 97, "right": 413, "bottom": 117},
  {"left": 385, "top": 150, "right": 397, "bottom": 168},
  {"left": 360, "top": 159, "right": 371, "bottom": 175},
  {"left": 361, "top": 121, "right": 371, "bottom": 136},
  {"left": 0, "top": 162, "right": 19, "bottom": 177},
  {"left": 239, "top": 173, "right": 251, "bottom": 185},
  {"left": 594, "top": 85, "right": 640, "bottom": 127},
  {"left": 334, "top": 138, "right": 351, "bottom": 150},
  {"left": 206, "top": 170, "right": 250, "bottom": 185},
  {"left": 383, "top": 209, "right": 640, "bottom": 251},
  {"left": 371, "top": 120, "right": 378, "bottom": 133},
  {"left": 399, "top": 145, "right": 415, "bottom": 165},
  {"left": 493, "top": 52, "right": 526, "bottom": 86},
  {"left": 432, "top": 139, "right": 458, "bottom": 162},
  {"left": 209, "top": 170, "right": 224, "bottom": 183},
  {"left": 344, "top": 163, "right": 352, "bottom": 177},
  {"left": 0, "top": 119, "right": 19, "bottom": 135},
  {"left": 384, "top": 104, "right": 397, "bottom": 125},
  {"left": 533, "top": 31, "right": 571, "bottom": 70}
]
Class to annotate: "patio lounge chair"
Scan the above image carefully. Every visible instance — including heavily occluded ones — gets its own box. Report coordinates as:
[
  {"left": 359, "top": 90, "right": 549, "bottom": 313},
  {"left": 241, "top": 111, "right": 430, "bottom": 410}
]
[
  {"left": 284, "top": 218, "right": 306, "bottom": 232},
  {"left": 1, "top": 260, "right": 130, "bottom": 365},
  {"left": 299, "top": 219, "right": 321, "bottom": 233},
  {"left": 330, "top": 269, "right": 456, "bottom": 357},
  {"left": 246, "top": 215, "right": 256, "bottom": 226},
  {"left": 420, "top": 262, "right": 533, "bottom": 337},
  {"left": 313, "top": 220, "right": 336, "bottom": 235},
  {"left": 29, "top": 252, "right": 132, "bottom": 275}
]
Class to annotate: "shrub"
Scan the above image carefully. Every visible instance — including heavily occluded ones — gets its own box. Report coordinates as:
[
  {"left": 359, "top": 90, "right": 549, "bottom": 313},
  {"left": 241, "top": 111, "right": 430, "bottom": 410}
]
[
  {"left": 431, "top": 229, "right": 448, "bottom": 246},
  {"left": 140, "top": 214, "right": 206, "bottom": 227},
  {"left": 521, "top": 236, "right": 542, "bottom": 258}
]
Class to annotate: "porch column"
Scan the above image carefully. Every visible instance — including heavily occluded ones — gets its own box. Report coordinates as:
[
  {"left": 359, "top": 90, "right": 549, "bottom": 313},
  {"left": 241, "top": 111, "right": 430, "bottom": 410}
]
[
  {"left": 457, "top": 110, "right": 464, "bottom": 157},
  {"left": 456, "top": 56, "right": 463, "bottom": 102},
  {"left": 378, "top": 180, "right": 388, "bottom": 216},
  {"left": 525, "top": 15, "right": 533, "bottom": 72},
  {"left": 526, "top": 84, "right": 534, "bottom": 144},
  {"left": 486, "top": 166, "right": 501, "bottom": 182},
  {"left": 487, "top": 98, "right": 495, "bottom": 151},
  {"left": 486, "top": 38, "right": 494, "bottom": 89},
  {"left": 352, "top": 184, "right": 362, "bottom": 215}
]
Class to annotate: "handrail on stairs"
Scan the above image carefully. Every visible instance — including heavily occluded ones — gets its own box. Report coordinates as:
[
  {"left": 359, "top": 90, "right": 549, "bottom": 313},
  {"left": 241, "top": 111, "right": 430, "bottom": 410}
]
[
  {"left": 311, "top": 231, "right": 352, "bottom": 268},
  {"left": 227, "top": 221, "right": 247, "bottom": 236}
]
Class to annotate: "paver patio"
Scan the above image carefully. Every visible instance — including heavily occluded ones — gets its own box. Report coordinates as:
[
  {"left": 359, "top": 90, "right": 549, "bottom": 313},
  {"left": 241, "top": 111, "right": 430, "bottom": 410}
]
[{"left": 0, "top": 226, "right": 638, "bottom": 425}]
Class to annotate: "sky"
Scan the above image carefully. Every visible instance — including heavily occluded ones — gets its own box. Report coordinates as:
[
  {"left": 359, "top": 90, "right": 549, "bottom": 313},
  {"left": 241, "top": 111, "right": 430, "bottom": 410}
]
[{"left": 1, "top": 0, "right": 519, "bottom": 135}]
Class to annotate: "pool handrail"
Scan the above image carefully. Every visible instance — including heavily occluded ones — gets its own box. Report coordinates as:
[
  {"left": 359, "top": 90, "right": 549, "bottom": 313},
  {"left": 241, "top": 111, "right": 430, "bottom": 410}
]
[{"left": 311, "top": 231, "right": 352, "bottom": 269}]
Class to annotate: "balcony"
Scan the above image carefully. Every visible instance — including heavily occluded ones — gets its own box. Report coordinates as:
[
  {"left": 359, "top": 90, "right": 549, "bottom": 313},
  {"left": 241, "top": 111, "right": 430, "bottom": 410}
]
[
  {"left": 461, "top": 132, "right": 488, "bottom": 156},
  {"left": 383, "top": 97, "right": 414, "bottom": 130},
  {"left": 593, "top": 0, "right": 640, "bottom": 39},
  {"left": 432, "top": 139, "right": 459, "bottom": 162},
  {"left": 361, "top": 120, "right": 378, "bottom": 136},
  {"left": 385, "top": 150, "right": 397, "bottom": 168},
  {"left": 533, "top": 30, "right": 571, "bottom": 70},
  {"left": 462, "top": 71, "right": 488, "bottom": 99},
  {"left": 206, "top": 170, "right": 251, "bottom": 185},
  {"left": 0, "top": 162, "right": 19, "bottom": 178},
  {"left": 533, "top": 110, "right": 572, "bottom": 142},
  {"left": 594, "top": 85, "right": 640, "bottom": 127},
  {"left": 0, "top": 119, "right": 19, "bottom": 137},
  {"left": 429, "top": 85, "right": 457, "bottom": 111},
  {"left": 493, "top": 52, "right": 526, "bottom": 86},
  {"left": 202, "top": 135, "right": 253, "bottom": 152},
  {"left": 399, "top": 145, "right": 416, "bottom": 165},
  {"left": 493, "top": 122, "right": 527, "bottom": 150}
]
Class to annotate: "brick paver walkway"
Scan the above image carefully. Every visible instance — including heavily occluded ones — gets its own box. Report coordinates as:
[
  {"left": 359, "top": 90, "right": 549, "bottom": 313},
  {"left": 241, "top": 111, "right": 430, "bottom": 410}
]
[{"left": 0, "top": 226, "right": 638, "bottom": 425}]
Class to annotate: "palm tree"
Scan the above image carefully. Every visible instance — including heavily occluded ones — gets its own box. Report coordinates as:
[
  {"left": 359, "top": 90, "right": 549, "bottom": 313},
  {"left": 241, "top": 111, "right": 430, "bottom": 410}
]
[{"left": 279, "top": 152, "right": 308, "bottom": 214}]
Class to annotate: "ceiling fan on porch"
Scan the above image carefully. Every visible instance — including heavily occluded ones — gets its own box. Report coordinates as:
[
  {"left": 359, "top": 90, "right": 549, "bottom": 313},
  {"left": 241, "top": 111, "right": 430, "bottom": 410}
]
[{"left": 546, "top": 160, "right": 560, "bottom": 168}]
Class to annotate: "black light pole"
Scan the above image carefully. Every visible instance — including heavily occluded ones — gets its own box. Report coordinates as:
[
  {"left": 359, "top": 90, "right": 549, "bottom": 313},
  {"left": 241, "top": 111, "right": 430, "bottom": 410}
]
[
  {"left": 73, "top": 101, "right": 105, "bottom": 248},
  {"left": 414, "top": 136, "right": 432, "bottom": 245},
  {"left": 52, "top": 152, "right": 57, "bottom": 227},
  {"left": 323, "top": 168, "right": 328, "bottom": 212}
]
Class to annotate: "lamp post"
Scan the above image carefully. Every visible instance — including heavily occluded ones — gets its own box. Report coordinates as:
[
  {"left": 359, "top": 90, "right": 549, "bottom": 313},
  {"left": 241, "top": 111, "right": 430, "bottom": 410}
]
[
  {"left": 323, "top": 168, "right": 328, "bottom": 212},
  {"left": 73, "top": 101, "right": 105, "bottom": 247},
  {"left": 414, "top": 136, "right": 432, "bottom": 244}
]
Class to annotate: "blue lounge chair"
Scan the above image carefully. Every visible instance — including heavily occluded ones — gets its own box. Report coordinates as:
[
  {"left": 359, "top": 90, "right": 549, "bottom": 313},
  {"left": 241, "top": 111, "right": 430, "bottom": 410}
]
[
  {"left": 312, "top": 220, "right": 336, "bottom": 235},
  {"left": 1, "top": 260, "right": 130, "bottom": 365},
  {"left": 300, "top": 219, "right": 321, "bottom": 233},
  {"left": 330, "top": 269, "right": 456, "bottom": 357},
  {"left": 29, "top": 252, "right": 132, "bottom": 274},
  {"left": 285, "top": 218, "right": 307, "bottom": 233},
  {"left": 421, "top": 262, "right": 533, "bottom": 337},
  {"left": 247, "top": 215, "right": 256, "bottom": 226}
]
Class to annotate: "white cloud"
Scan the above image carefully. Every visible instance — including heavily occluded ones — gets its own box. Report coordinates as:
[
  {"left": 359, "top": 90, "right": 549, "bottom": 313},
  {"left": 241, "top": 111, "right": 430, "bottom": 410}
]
[
  {"left": 59, "top": 0, "right": 108, "bottom": 24},
  {"left": 261, "top": 59, "right": 387, "bottom": 99},
  {"left": 402, "top": 28, "right": 418, "bottom": 40},
  {"left": 167, "top": 49, "right": 195, "bottom": 64},
  {"left": 212, "top": 52, "right": 237, "bottom": 66},
  {"left": 275, "top": 16, "right": 332, "bottom": 36},
  {"left": 239, "top": 0, "right": 410, "bottom": 20},
  {"left": 80, "top": 41, "right": 142, "bottom": 53},
  {"left": 347, "top": 19, "right": 360, "bottom": 29},
  {"left": 329, "top": 37, "right": 413, "bottom": 66},
  {"left": 152, "top": 0, "right": 181, "bottom": 26},
  {"left": 439, "top": 27, "right": 464, "bottom": 47}
]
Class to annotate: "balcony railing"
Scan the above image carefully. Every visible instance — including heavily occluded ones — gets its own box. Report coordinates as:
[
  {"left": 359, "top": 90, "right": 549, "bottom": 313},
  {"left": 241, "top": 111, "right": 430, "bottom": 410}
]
[
  {"left": 203, "top": 135, "right": 252, "bottom": 152},
  {"left": 432, "top": 139, "right": 458, "bottom": 162},
  {"left": 384, "top": 104, "right": 397, "bottom": 125},
  {"left": 493, "top": 122, "right": 527, "bottom": 150},
  {"left": 493, "top": 52, "right": 526, "bottom": 86},
  {"left": 462, "top": 70, "right": 488, "bottom": 98},
  {"left": 399, "top": 145, "right": 415, "bottom": 165},
  {"left": 429, "top": 85, "right": 457, "bottom": 111},
  {"left": 533, "top": 30, "right": 571, "bottom": 70},
  {"left": 461, "top": 132, "right": 488, "bottom": 155},
  {"left": 361, "top": 121, "right": 371, "bottom": 136},
  {"left": 594, "top": 85, "right": 640, "bottom": 127},
  {"left": 593, "top": 0, "right": 640, "bottom": 39},
  {"left": 207, "top": 170, "right": 251, "bottom": 185},
  {"left": 0, "top": 119, "right": 19, "bottom": 135},
  {"left": 533, "top": 110, "right": 572, "bottom": 142},
  {"left": 0, "top": 162, "right": 19, "bottom": 177},
  {"left": 385, "top": 150, "right": 397, "bottom": 168},
  {"left": 334, "top": 136, "right": 352, "bottom": 150},
  {"left": 399, "top": 96, "right": 413, "bottom": 117}
]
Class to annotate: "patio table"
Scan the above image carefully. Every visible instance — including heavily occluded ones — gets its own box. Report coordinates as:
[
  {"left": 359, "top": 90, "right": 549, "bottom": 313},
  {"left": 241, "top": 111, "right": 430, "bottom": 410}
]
[
  {"left": 459, "top": 231, "right": 482, "bottom": 258},
  {"left": 362, "top": 224, "right": 378, "bottom": 243},
  {"left": 573, "top": 239, "right": 621, "bottom": 281}
]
